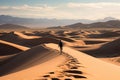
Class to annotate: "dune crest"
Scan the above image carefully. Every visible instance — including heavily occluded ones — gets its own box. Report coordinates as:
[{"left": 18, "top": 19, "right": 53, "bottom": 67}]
[
  {"left": 46, "top": 43, "right": 120, "bottom": 80},
  {"left": 0, "top": 40, "right": 30, "bottom": 51},
  {"left": 0, "top": 44, "right": 66, "bottom": 80},
  {"left": 0, "top": 29, "right": 120, "bottom": 80},
  {"left": 14, "top": 31, "right": 40, "bottom": 39},
  {"left": 0, "top": 44, "right": 63, "bottom": 75},
  {"left": 81, "top": 38, "right": 120, "bottom": 58}
]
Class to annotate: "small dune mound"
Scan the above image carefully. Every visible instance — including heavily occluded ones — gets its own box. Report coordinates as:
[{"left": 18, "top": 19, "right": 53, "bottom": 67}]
[
  {"left": 17, "top": 37, "right": 77, "bottom": 48},
  {"left": 0, "top": 40, "right": 29, "bottom": 55},
  {"left": 88, "top": 30, "right": 120, "bottom": 38},
  {"left": 49, "top": 30, "right": 56, "bottom": 34},
  {"left": 55, "top": 36, "right": 75, "bottom": 42},
  {"left": 0, "top": 32, "right": 59, "bottom": 47},
  {"left": 0, "top": 31, "right": 75, "bottom": 47},
  {"left": 33, "top": 31, "right": 53, "bottom": 37},
  {"left": 14, "top": 31, "right": 40, "bottom": 39},
  {"left": 80, "top": 31, "right": 91, "bottom": 35},
  {"left": 0, "top": 45, "right": 59, "bottom": 76},
  {"left": 0, "top": 43, "right": 22, "bottom": 55},
  {"left": 49, "top": 32, "right": 76, "bottom": 42},
  {"left": 21, "top": 31, "right": 35, "bottom": 36},
  {"left": 109, "top": 57, "right": 120, "bottom": 63},
  {"left": 60, "top": 31, "right": 73, "bottom": 37},
  {"left": 0, "top": 31, "right": 40, "bottom": 43},
  {"left": 0, "top": 32, "right": 23, "bottom": 42},
  {"left": 83, "top": 39, "right": 111, "bottom": 44},
  {"left": 64, "top": 40, "right": 86, "bottom": 47},
  {"left": 83, "top": 38, "right": 120, "bottom": 57},
  {"left": 89, "top": 30, "right": 101, "bottom": 34},
  {"left": 73, "top": 40, "right": 86, "bottom": 46},
  {"left": 63, "top": 31, "right": 71, "bottom": 34},
  {"left": 33, "top": 31, "right": 75, "bottom": 42},
  {"left": 84, "top": 40, "right": 107, "bottom": 44},
  {"left": 66, "top": 31, "right": 81, "bottom": 36},
  {"left": 17, "top": 37, "right": 60, "bottom": 47},
  {"left": 66, "top": 30, "right": 94, "bottom": 39},
  {"left": 55, "top": 30, "right": 65, "bottom": 36},
  {"left": 0, "top": 40, "right": 30, "bottom": 67}
]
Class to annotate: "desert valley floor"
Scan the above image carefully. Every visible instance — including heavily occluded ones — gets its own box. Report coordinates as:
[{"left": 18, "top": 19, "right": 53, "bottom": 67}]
[{"left": 0, "top": 28, "right": 120, "bottom": 80}]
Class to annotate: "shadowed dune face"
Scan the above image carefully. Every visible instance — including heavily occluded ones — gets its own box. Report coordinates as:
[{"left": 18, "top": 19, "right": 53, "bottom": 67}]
[
  {"left": 22, "top": 31, "right": 36, "bottom": 36},
  {"left": 82, "top": 38, "right": 120, "bottom": 58},
  {"left": 0, "top": 32, "right": 23, "bottom": 43},
  {"left": 17, "top": 37, "right": 60, "bottom": 47},
  {"left": 1, "top": 28, "right": 120, "bottom": 80},
  {"left": 0, "top": 31, "right": 39, "bottom": 42},
  {"left": 81, "top": 38, "right": 113, "bottom": 45},
  {"left": 84, "top": 40, "right": 108, "bottom": 44},
  {"left": 88, "top": 30, "right": 120, "bottom": 38},
  {"left": 55, "top": 30, "right": 103, "bottom": 39},
  {"left": 0, "top": 43, "right": 22, "bottom": 55},
  {"left": 0, "top": 31, "right": 75, "bottom": 47},
  {"left": 0, "top": 39, "right": 30, "bottom": 67},
  {"left": 0, "top": 45, "right": 60, "bottom": 76},
  {"left": 0, "top": 32, "right": 58, "bottom": 47},
  {"left": 13, "top": 31, "right": 40, "bottom": 39},
  {"left": 33, "top": 31, "right": 75, "bottom": 42}
]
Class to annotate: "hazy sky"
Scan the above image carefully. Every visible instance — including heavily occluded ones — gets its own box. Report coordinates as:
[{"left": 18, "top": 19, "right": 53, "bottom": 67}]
[{"left": 0, "top": 0, "right": 120, "bottom": 19}]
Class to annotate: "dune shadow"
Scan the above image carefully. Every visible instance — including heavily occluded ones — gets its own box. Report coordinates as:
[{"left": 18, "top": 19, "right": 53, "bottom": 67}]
[
  {"left": 0, "top": 45, "right": 60, "bottom": 76},
  {"left": 81, "top": 38, "right": 120, "bottom": 58}
]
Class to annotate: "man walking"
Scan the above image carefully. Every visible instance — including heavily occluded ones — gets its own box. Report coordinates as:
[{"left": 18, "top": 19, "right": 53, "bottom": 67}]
[{"left": 58, "top": 40, "right": 63, "bottom": 54}]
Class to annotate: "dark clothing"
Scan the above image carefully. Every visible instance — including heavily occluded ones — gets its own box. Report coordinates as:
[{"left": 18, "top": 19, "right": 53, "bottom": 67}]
[
  {"left": 59, "top": 41, "right": 63, "bottom": 48},
  {"left": 58, "top": 40, "right": 63, "bottom": 54}
]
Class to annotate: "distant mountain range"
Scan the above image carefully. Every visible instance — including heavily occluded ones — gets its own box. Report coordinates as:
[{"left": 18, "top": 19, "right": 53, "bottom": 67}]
[
  {"left": 0, "top": 24, "right": 28, "bottom": 29},
  {"left": 1, "top": 20, "right": 120, "bottom": 29},
  {"left": 0, "top": 15, "right": 118, "bottom": 28},
  {"left": 63, "top": 20, "right": 120, "bottom": 28}
]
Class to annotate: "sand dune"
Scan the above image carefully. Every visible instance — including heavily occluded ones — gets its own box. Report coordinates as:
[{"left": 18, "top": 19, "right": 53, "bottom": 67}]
[
  {"left": 100, "top": 57, "right": 120, "bottom": 66},
  {"left": 0, "top": 31, "right": 77, "bottom": 47},
  {"left": 48, "top": 32, "right": 76, "bottom": 42},
  {"left": 0, "top": 40, "right": 30, "bottom": 66},
  {"left": 14, "top": 31, "right": 40, "bottom": 39},
  {"left": 17, "top": 37, "right": 85, "bottom": 48},
  {"left": 0, "top": 31, "right": 39, "bottom": 43},
  {"left": 16, "top": 37, "right": 60, "bottom": 47},
  {"left": 0, "top": 29, "right": 120, "bottom": 80},
  {"left": 33, "top": 30, "right": 76, "bottom": 42},
  {"left": 46, "top": 43, "right": 120, "bottom": 80},
  {"left": 82, "top": 38, "right": 112, "bottom": 44},
  {"left": 0, "top": 55, "right": 15, "bottom": 64},
  {"left": 81, "top": 38, "right": 120, "bottom": 57},
  {"left": 0, "top": 44, "right": 63, "bottom": 77},
  {"left": 0, "top": 32, "right": 23, "bottom": 42},
  {"left": 63, "top": 40, "right": 86, "bottom": 47},
  {"left": 0, "top": 40, "right": 29, "bottom": 52},
  {"left": 88, "top": 30, "right": 120, "bottom": 38},
  {"left": 2, "top": 43, "right": 120, "bottom": 80},
  {"left": 0, "top": 31, "right": 58, "bottom": 47}
]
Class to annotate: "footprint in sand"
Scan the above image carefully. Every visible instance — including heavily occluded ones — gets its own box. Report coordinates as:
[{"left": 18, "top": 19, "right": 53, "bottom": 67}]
[
  {"left": 64, "top": 69, "right": 86, "bottom": 79},
  {"left": 51, "top": 78, "right": 60, "bottom": 80},
  {"left": 64, "top": 78, "right": 72, "bottom": 80},
  {"left": 49, "top": 72, "right": 54, "bottom": 74},
  {"left": 38, "top": 54, "right": 87, "bottom": 80},
  {"left": 70, "top": 66, "right": 78, "bottom": 69},
  {"left": 64, "top": 69, "right": 83, "bottom": 74},
  {"left": 43, "top": 74, "right": 50, "bottom": 77},
  {"left": 72, "top": 75, "right": 86, "bottom": 78}
]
